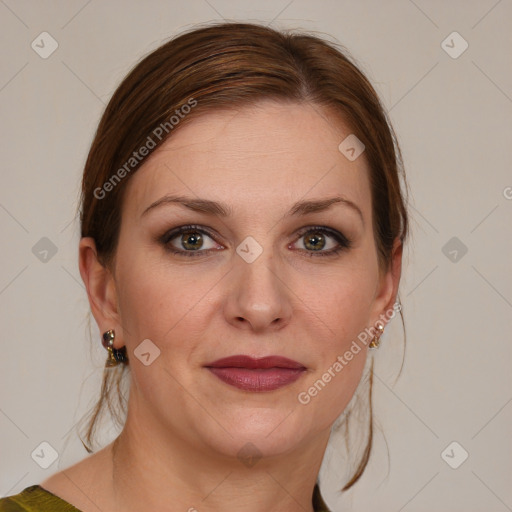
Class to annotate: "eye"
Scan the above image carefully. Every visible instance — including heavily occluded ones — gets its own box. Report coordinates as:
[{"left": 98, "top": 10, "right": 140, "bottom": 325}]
[
  {"left": 159, "top": 224, "right": 352, "bottom": 259},
  {"left": 160, "top": 225, "right": 222, "bottom": 257},
  {"left": 291, "top": 226, "right": 352, "bottom": 257}
]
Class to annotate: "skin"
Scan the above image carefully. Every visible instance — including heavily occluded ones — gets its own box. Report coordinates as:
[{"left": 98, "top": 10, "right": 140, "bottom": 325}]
[{"left": 41, "top": 101, "right": 402, "bottom": 512}]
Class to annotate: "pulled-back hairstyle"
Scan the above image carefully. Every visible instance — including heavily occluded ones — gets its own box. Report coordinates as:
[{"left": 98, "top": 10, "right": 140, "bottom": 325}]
[{"left": 77, "top": 21, "right": 409, "bottom": 492}]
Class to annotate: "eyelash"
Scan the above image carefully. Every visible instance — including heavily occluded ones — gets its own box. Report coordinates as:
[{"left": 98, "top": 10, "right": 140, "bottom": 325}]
[{"left": 159, "top": 224, "right": 352, "bottom": 258}]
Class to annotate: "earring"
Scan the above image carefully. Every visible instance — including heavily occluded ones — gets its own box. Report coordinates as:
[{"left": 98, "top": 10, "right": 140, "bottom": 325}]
[
  {"left": 101, "top": 329, "right": 128, "bottom": 367},
  {"left": 368, "top": 324, "right": 384, "bottom": 349}
]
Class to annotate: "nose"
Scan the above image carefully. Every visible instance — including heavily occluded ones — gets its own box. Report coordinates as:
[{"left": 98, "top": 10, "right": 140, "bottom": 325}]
[{"left": 223, "top": 248, "right": 293, "bottom": 333}]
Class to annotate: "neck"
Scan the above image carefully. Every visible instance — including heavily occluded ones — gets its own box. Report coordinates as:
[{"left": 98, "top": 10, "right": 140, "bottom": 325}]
[{"left": 109, "top": 400, "right": 331, "bottom": 512}]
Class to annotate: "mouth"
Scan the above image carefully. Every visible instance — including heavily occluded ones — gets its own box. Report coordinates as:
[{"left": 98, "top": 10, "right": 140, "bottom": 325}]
[{"left": 204, "top": 355, "right": 307, "bottom": 392}]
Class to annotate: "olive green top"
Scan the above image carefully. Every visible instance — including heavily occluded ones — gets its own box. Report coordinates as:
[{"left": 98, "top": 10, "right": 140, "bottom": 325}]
[
  {"left": 0, "top": 483, "right": 331, "bottom": 511},
  {"left": 0, "top": 486, "right": 80, "bottom": 511}
]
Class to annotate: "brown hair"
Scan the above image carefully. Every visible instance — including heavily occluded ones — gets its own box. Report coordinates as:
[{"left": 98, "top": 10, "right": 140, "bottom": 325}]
[{"left": 77, "top": 21, "right": 409, "bottom": 492}]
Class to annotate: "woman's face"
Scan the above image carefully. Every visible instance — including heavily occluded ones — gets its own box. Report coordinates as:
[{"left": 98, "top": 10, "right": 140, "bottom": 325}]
[{"left": 83, "top": 101, "right": 401, "bottom": 460}]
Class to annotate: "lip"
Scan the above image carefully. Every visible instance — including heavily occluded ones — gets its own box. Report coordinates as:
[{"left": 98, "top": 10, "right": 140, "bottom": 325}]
[
  {"left": 206, "top": 355, "right": 305, "bottom": 369},
  {"left": 204, "top": 355, "right": 307, "bottom": 392}
]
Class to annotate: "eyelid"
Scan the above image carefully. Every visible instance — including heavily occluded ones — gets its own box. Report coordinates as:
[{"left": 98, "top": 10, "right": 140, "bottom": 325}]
[
  {"left": 159, "top": 223, "right": 352, "bottom": 257},
  {"left": 159, "top": 224, "right": 223, "bottom": 249},
  {"left": 291, "top": 225, "right": 352, "bottom": 256},
  {"left": 294, "top": 225, "right": 350, "bottom": 243}
]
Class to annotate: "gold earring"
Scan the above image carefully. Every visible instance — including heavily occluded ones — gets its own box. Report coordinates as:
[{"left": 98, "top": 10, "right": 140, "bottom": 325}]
[
  {"left": 368, "top": 324, "right": 384, "bottom": 349},
  {"left": 101, "top": 329, "right": 128, "bottom": 367}
]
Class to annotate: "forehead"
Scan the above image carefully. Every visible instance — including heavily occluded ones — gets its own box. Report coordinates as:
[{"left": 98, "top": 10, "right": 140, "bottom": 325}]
[{"left": 123, "top": 101, "right": 371, "bottom": 220}]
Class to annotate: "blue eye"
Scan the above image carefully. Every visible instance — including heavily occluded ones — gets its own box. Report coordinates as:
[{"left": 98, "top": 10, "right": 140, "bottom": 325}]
[{"left": 159, "top": 224, "right": 352, "bottom": 258}]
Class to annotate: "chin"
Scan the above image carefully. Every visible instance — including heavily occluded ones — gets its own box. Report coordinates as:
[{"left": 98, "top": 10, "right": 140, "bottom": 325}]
[{"left": 192, "top": 406, "right": 317, "bottom": 461}]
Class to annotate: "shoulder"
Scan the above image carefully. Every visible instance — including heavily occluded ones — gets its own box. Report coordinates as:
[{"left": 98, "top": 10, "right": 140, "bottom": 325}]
[
  {"left": 36, "top": 444, "right": 114, "bottom": 511},
  {"left": 0, "top": 443, "right": 114, "bottom": 512},
  {"left": 0, "top": 485, "right": 79, "bottom": 511}
]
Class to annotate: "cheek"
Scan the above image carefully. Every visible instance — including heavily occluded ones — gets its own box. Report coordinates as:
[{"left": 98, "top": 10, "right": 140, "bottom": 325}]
[
  {"left": 297, "top": 281, "right": 371, "bottom": 432},
  {"left": 310, "top": 260, "right": 378, "bottom": 350},
  {"left": 114, "top": 256, "right": 208, "bottom": 399},
  {"left": 114, "top": 249, "right": 184, "bottom": 339},
  {"left": 296, "top": 320, "right": 369, "bottom": 436},
  {"left": 295, "top": 261, "right": 376, "bottom": 426},
  {"left": 114, "top": 248, "right": 220, "bottom": 358}
]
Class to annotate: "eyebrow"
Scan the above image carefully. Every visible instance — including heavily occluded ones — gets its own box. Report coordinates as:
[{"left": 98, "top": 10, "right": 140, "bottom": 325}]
[{"left": 141, "top": 194, "right": 364, "bottom": 224}]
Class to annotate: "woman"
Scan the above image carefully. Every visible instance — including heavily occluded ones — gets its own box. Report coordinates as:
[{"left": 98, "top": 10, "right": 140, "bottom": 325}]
[{"left": 0, "top": 21, "right": 408, "bottom": 512}]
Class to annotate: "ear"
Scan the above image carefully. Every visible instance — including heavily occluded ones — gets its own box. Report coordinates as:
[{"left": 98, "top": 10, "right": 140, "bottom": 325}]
[
  {"left": 370, "top": 238, "right": 403, "bottom": 328},
  {"left": 78, "top": 237, "right": 124, "bottom": 348}
]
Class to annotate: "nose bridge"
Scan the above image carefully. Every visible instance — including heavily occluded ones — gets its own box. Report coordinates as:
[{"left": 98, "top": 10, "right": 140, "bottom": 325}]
[{"left": 226, "top": 236, "right": 292, "bottom": 330}]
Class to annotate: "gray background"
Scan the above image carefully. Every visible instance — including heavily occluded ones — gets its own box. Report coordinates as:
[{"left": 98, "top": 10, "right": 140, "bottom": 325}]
[{"left": 1, "top": 1, "right": 511, "bottom": 511}]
